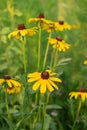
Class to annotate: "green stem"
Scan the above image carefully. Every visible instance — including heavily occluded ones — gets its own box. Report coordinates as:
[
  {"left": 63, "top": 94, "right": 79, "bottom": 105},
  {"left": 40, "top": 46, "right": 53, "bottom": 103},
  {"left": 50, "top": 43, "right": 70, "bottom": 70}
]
[
  {"left": 5, "top": 90, "right": 10, "bottom": 119},
  {"left": 43, "top": 32, "right": 52, "bottom": 69},
  {"left": 50, "top": 48, "right": 55, "bottom": 70},
  {"left": 53, "top": 46, "right": 58, "bottom": 70},
  {"left": 38, "top": 23, "right": 42, "bottom": 70},
  {"left": 71, "top": 100, "right": 82, "bottom": 130},
  {"left": 22, "top": 37, "right": 27, "bottom": 74}
]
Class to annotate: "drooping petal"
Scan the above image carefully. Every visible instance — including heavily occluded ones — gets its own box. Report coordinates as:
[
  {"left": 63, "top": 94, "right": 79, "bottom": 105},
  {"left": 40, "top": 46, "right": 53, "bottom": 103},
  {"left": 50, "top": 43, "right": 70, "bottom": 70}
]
[
  {"left": 7, "top": 87, "right": 15, "bottom": 94},
  {"left": 46, "top": 80, "right": 54, "bottom": 92},
  {"left": 48, "top": 79, "right": 58, "bottom": 90},
  {"left": 81, "top": 93, "right": 86, "bottom": 102},
  {"left": 6, "top": 80, "right": 12, "bottom": 87},
  {"left": 32, "top": 79, "right": 42, "bottom": 91},
  {"left": 8, "top": 30, "right": 18, "bottom": 39},
  {"left": 10, "top": 80, "right": 21, "bottom": 86},
  {"left": 0, "top": 79, "right": 5, "bottom": 84},
  {"left": 40, "top": 80, "right": 46, "bottom": 93},
  {"left": 50, "top": 77, "right": 62, "bottom": 83}
]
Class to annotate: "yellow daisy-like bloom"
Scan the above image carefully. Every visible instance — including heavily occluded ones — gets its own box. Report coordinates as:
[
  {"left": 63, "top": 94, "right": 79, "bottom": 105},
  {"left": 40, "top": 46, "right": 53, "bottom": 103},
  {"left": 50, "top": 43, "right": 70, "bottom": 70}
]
[
  {"left": 0, "top": 75, "right": 21, "bottom": 94},
  {"left": 54, "top": 20, "right": 71, "bottom": 31},
  {"left": 28, "top": 13, "right": 51, "bottom": 24},
  {"left": 28, "top": 13, "right": 46, "bottom": 23},
  {"left": 42, "top": 21, "right": 55, "bottom": 32},
  {"left": 69, "top": 88, "right": 87, "bottom": 102},
  {"left": 27, "top": 70, "right": 62, "bottom": 94},
  {"left": 28, "top": 13, "right": 55, "bottom": 32},
  {"left": 8, "top": 24, "right": 37, "bottom": 39},
  {"left": 83, "top": 60, "right": 87, "bottom": 65},
  {"left": 48, "top": 37, "right": 70, "bottom": 52}
]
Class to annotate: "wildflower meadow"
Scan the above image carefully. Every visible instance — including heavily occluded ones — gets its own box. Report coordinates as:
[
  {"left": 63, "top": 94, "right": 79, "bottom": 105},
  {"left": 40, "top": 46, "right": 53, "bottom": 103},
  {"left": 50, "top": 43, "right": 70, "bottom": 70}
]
[{"left": 0, "top": 0, "right": 87, "bottom": 130}]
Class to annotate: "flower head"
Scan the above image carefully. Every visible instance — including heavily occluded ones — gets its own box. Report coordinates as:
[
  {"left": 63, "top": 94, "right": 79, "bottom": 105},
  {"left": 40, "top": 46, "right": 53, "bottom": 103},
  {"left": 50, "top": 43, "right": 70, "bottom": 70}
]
[
  {"left": 54, "top": 20, "right": 71, "bottom": 31},
  {"left": 27, "top": 70, "right": 62, "bottom": 94},
  {"left": 69, "top": 88, "right": 87, "bottom": 102},
  {"left": 42, "top": 21, "right": 55, "bottom": 32},
  {"left": 0, "top": 75, "right": 21, "bottom": 94},
  {"left": 8, "top": 24, "right": 37, "bottom": 39},
  {"left": 28, "top": 13, "right": 45, "bottom": 23},
  {"left": 28, "top": 13, "right": 55, "bottom": 31},
  {"left": 48, "top": 37, "right": 70, "bottom": 52}
]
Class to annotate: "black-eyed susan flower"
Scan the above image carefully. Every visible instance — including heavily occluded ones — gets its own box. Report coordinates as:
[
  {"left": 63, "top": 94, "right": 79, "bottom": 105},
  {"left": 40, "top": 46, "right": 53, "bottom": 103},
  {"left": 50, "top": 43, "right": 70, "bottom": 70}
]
[
  {"left": 83, "top": 60, "right": 87, "bottom": 65},
  {"left": 0, "top": 75, "right": 21, "bottom": 94},
  {"left": 54, "top": 20, "right": 71, "bottom": 31},
  {"left": 42, "top": 21, "right": 55, "bottom": 32},
  {"left": 48, "top": 37, "right": 70, "bottom": 52},
  {"left": 69, "top": 88, "right": 87, "bottom": 102},
  {"left": 28, "top": 13, "right": 51, "bottom": 24},
  {"left": 27, "top": 70, "right": 62, "bottom": 94},
  {"left": 28, "top": 13, "right": 45, "bottom": 23},
  {"left": 28, "top": 13, "right": 55, "bottom": 31},
  {"left": 8, "top": 24, "right": 37, "bottom": 39}
]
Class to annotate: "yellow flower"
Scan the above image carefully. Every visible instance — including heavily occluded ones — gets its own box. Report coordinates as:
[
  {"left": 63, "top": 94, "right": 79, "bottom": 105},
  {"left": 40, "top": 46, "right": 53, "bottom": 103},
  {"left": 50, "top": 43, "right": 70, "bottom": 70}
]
[
  {"left": 69, "top": 88, "right": 87, "bottom": 102},
  {"left": 28, "top": 13, "right": 50, "bottom": 24},
  {"left": 42, "top": 21, "right": 55, "bottom": 32},
  {"left": 54, "top": 20, "right": 71, "bottom": 31},
  {"left": 27, "top": 70, "right": 62, "bottom": 94},
  {"left": 48, "top": 37, "right": 70, "bottom": 52},
  {"left": 8, "top": 24, "right": 37, "bottom": 39},
  {"left": 7, "top": 86, "right": 21, "bottom": 94},
  {"left": 83, "top": 60, "right": 87, "bottom": 65},
  {"left": 0, "top": 75, "right": 21, "bottom": 94},
  {"left": 28, "top": 13, "right": 55, "bottom": 32}
]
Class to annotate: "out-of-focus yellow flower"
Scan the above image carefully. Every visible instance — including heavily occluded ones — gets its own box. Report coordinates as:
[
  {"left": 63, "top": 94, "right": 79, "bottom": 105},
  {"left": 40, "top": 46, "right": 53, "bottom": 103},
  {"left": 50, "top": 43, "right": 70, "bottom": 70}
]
[
  {"left": 8, "top": 24, "right": 37, "bottom": 39},
  {"left": 28, "top": 13, "right": 55, "bottom": 32},
  {"left": 69, "top": 88, "right": 87, "bottom": 102},
  {"left": 0, "top": 75, "right": 21, "bottom": 94},
  {"left": 27, "top": 70, "right": 62, "bottom": 94},
  {"left": 83, "top": 60, "right": 87, "bottom": 65},
  {"left": 42, "top": 21, "right": 55, "bottom": 32},
  {"left": 54, "top": 20, "right": 71, "bottom": 31},
  {"left": 48, "top": 37, "right": 70, "bottom": 52},
  {"left": 28, "top": 13, "right": 46, "bottom": 23}
]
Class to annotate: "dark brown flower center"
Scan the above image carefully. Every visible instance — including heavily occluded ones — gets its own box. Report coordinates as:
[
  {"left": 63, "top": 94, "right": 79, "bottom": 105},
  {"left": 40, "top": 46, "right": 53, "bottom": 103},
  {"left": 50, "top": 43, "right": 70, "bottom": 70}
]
[
  {"left": 3, "top": 75, "right": 11, "bottom": 80},
  {"left": 78, "top": 88, "right": 85, "bottom": 93},
  {"left": 18, "top": 24, "right": 26, "bottom": 30},
  {"left": 41, "top": 71, "right": 49, "bottom": 79},
  {"left": 38, "top": 13, "right": 45, "bottom": 18},
  {"left": 56, "top": 37, "right": 62, "bottom": 41},
  {"left": 59, "top": 20, "right": 64, "bottom": 25}
]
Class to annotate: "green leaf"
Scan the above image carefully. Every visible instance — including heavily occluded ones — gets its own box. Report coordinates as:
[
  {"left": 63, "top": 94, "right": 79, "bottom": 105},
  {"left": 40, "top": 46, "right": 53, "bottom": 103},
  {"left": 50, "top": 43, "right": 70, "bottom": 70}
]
[
  {"left": 46, "top": 104, "right": 62, "bottom": 109},
  {"left": 44, "top": 114, "right": 52, "bottom": 130},
  {"left": 56, "top": 58, "right": 72, "bottom": 66}
]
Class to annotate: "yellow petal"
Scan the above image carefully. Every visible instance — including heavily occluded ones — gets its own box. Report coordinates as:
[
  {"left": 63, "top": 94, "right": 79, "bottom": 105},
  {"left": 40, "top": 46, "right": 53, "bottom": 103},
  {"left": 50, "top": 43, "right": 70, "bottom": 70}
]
[
  {"left": 48, "top": 79, "right": 58, "bottom": 90},
  {"left": 6, "top": 80, "right": 12, "bottom": 87},
  {"left": 28, "top": 77, "right": 41, "bottom": 83},
  {"left": 8, "top": 30, "right": 18, "bottom": 39},
  {"left": 10, "top": 80, "right": 21, "bottom": 86},
  {"left": 81, "top": 93, "right": 87, "bottom": 102},
  {"left": 32, "top": 79, "right": 42, "bottom": 91},
  {"left": 0, "top": 79, "right": 5, "bottom": 84},
  {"left": 40, "top": 80, "right": 46, "bottom": 94},
  {"left": 50, "top": 77, "right": 62, "bottom": 83},
  {"left": 27, "top": 72, "right": 40, "bottom": 78},
  {"left": 46, "top": 80, "right": 54, "bottom": 92}
]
